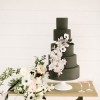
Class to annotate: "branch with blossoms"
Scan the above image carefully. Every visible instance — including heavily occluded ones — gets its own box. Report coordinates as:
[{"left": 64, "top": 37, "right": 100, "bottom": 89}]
[
  {"left": 0, "top": 55, "right": 54, "bottom": 100},
  {"left": 48, "top": 33, "right": 73, "bottom": 76}
]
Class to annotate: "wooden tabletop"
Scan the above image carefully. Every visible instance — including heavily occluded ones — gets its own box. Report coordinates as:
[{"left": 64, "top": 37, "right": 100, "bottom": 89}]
[{"left": 8, "top": 82, "right": 98, "bottom": 97}]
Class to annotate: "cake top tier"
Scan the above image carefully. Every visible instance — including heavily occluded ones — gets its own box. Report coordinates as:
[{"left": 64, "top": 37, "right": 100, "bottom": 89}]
[{"left": 56, "top": 18, "right": 68, "bottom": 29}]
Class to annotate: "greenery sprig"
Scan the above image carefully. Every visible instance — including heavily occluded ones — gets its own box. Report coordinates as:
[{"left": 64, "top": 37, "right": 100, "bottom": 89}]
[
  {"left": 35, "top": 55, "right": 46, "bottom": 66},
  {"left": 0, "top": 68, "right": 15, "bottom": 86}
]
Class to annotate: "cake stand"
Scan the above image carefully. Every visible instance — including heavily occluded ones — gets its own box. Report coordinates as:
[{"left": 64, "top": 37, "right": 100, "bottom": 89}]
[{"left": 55, "top": 81, "right": 72, "bottom": 91}]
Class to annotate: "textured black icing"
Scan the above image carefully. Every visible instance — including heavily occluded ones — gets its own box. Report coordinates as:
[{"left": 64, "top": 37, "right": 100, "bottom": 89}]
[
  {"left": 62, "top": 54, "right": 77, "bottom": 68},
  {"left": 48, "top": 65, "right": 80, "bottom": 81},
  {"left": 47, "top": 18, "right": 80, "bottom": 81},
  {"left": 56, "top": 18, "right": 68, "bottom": 29},
  {"left": 63, "top": 44, "right": 74, "bottom": 56}
]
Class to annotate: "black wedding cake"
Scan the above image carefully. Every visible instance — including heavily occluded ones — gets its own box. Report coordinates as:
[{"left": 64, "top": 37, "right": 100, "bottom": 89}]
[{"left": 47, "top": 18, "right": 80, "bottom": 81}]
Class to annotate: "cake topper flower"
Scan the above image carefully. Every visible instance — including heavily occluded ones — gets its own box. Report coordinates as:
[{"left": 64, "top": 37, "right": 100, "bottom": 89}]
[
  {"left": 0, "top": 55, "right": 54, "bottom": 100},
  {"left": 48, "top": 33, "right": 72, "bottom": 76}
]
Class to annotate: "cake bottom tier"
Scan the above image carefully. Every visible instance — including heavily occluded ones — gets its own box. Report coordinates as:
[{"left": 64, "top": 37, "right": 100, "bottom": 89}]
[{"left": 47, "top": 65, "right": 80, "bottom": 81}]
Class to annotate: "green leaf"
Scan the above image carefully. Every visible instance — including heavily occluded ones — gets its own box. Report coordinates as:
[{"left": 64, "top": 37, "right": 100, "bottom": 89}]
[{"left": 0, "top": 67, "right": 16, "bottom": 87}]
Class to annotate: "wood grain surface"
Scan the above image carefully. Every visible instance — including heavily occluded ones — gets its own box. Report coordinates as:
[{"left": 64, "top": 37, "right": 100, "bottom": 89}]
[{"left": 8, "top": 82, "right": 98, "bottom": 97}]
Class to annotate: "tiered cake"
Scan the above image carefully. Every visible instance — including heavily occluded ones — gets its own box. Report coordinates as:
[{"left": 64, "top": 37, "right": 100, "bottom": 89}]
[{"left": 47, "top": 18, "right": 80, "bottom": 81}]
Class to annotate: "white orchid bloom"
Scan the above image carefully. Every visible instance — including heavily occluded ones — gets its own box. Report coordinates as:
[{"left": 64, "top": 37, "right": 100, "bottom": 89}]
[
  {"left": 61, "top": 59, "right": 67, "bottom": 65},
  {"left": 50, "top": 51, "right": 57, "bottom": 58},
  {"left": 60, "top": 46, "right": 66, "bottom": 52},
  {"left": 65, "top": 43, "right": 69, "bottom": 47},
  {"left": 64, "top": 33, "right": 69, "bottom": 39},
  {"left": 48, "top": 63, "right": 54, "bottom": 70}
]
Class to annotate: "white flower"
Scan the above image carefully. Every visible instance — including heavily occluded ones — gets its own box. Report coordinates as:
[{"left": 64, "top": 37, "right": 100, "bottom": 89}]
[
  {"left": 58, "top": 62, "right": 64, "bottom": 69},
  {"left": 61, "top": 59, "right": 67, "bottom": 65},
  {"left": 51, "top": 49, "right": 62, "bottom": 58},
  {"left": 53, "top": 66, "right": 60, "bottom": 73},
  {"left": 58, "top": 71, "right": 63, "bottom": 76},
  {"left": 37, "top": 65, "right": 45, "bottom": 74},
  {"left": 64, "top": 33, "right": 69, "bottom": 39},
  {"left": 42, "top": 85, "right": 47, "bottom": 93},
  {"left": 38, "top": 92, "right": 43, "bottom": 97},
  {"left": 56, "top": 41, "right": 62, "bottom": 48},
  {"left": 20, "top": 68, "right": 28, "bottom": 76},
  {"left": 36, "top": 77, "right": 42, "bottom": 85},
  {"left": 28, "top": 84, "right": 36, "bottom": 93},
  {"left": 56, "top": 49, "right": 62, "bottom": 58},
  {"left": 17, "top": 87, "right": 22, "bottom": 91},
  {"left": 60, "top": 46, "right": 66, "bottom": 52},
  {"left": 58, "top": 36, "right": 64, "bottom": 42},
  {"left": 50, "top": 51, "right": 57, "bottom": 58},
  {"left": 26, "top": 93, "right": 34, "bottom": 100},
  {"left": 48, "top": 63, "right": 54, "bottom": 70},
  {"left": 43, "top": 72, "right": 49, "bottom": 79},
  {"left": 22, "top": 74, "right": 31, "bottom": 86},
  {"left": 42, "top": 73, "right": 49, "bottom": 83},
  {"left": 36, "top": 85, "right": 42, "bottom": 92},
  {"left": 49, "top": 34, "right": 69, "bottom": 76},
  {"left": 52, "top": 60, "right": 58, "bottom": 66},
  {"left": 65, "top": 42, "right": 69, "bottom": 47}
]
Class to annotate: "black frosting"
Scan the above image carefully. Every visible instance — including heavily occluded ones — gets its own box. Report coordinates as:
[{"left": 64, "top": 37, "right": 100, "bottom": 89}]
[
  {"left": 47, "top": 18, "right": 80, "bottom": 81},
  {"left": 63, "top": 44, "right": 74, "bottom": 56},
  {"left": 56, "top": 18, "right": 68, "bottom": 29},
  {"left": 47, "top": 65, "right": 80, "bottom": 81},
  {"left": 53, "top": 29, "right": 71, "bottom": 41},
  {"left": 62, "top": 54, "right": 77, "bottom": 68}
]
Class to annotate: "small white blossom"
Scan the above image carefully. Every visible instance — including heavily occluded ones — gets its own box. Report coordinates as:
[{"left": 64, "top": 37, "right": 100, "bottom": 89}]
[
  {"left": 49, "top": 84, "right": 55, "bottom": 90},
  {"left": 58, "top": 36, "right": 64, "bottom": 42},
  {"left": 50, "top": 51, "right": 57, "bottom": 59},
  {"left": 20, "top": 68, "right": 28, "bottom": 76},
  {"left": 36, "top": 77, "right": 42, "bottom": 85},
  {"left": 36, "top": 85, "right": 42, "bottom": 92},
  {"left": 22, "top": 74, "right": 31, "bottom": 86},
  {"left": 38, "top": 92, "right": 43, "bottom": 97},
  {"left": 64, "top": 33, "right": 69, "bottom": 39},
  {"left": 48, "top": 63, "right": 54, "bottom": 70},
  {"left": 51, "top": 49, "right": 62, "bottom": 58},
  {"left": 58, "top": 71, "right": 63, "bottom": 76},
  {"left": 65, "top": 43, "right": 69, "bottom": 47},
  {"left": 17, "top": 87, "right": 22, "bottom": 91},
  {"left": 62, "top": 59, "right": 67, "bottom": 65},
  {"left": 60, "top": 46, "right": 66, "bottom": 52},
  {"left": 26, "top": 93, "right": 34, "bottom": 100},
  {"left": 42, "top": 73, "right": 49, "bottom": 83}
]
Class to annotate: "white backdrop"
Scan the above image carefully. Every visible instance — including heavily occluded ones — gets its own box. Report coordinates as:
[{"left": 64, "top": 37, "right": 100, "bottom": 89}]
[{"left": 0, "top": 0, "right": 100, "bottom": 100}]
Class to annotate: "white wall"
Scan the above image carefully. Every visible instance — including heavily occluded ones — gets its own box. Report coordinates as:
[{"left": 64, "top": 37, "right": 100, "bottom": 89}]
[{"left": 0, "top": 0, "right": 100, "bottom": 100}]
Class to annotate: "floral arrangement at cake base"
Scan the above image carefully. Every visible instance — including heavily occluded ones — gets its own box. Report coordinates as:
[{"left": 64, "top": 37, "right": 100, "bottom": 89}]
[{"left": 0, "top": 55, "right": 54, "bottom": 100}]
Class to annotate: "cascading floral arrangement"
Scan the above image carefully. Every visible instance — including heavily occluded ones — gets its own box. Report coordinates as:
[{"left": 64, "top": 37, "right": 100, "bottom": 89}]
[
  {"left": 48, "top": 33, "right": 73, "bottom": 76},
  {"left": 0, "top": 55, "right": 54, "bottom": 100}
]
